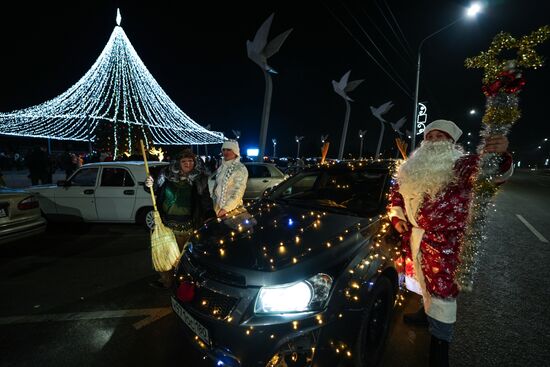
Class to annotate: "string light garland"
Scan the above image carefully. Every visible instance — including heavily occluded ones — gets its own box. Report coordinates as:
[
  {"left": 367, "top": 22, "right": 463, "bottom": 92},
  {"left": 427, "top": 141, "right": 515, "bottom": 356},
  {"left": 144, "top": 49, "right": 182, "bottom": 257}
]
[
  {"left": 459, "top": 25, "right": 550, "bottom": 290},
  {"left": 184, "top": 159, "right": 406, "bottom": 366},
  {"left": 0, "top": 9, "right": 225, "bottom": 157}
]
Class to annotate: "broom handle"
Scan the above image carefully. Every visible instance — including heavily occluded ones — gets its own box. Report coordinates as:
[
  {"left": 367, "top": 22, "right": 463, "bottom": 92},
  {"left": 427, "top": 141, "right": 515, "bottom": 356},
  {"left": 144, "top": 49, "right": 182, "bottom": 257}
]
[{"left": 140, "top": 139, "right": 158, "bottom": 212}]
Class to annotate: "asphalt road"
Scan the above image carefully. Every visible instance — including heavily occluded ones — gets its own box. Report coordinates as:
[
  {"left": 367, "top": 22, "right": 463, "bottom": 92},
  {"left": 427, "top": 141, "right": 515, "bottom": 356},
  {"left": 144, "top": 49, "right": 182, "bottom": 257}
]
[{"left": 0, "top": 170, "right": 548, "bottom": 367}]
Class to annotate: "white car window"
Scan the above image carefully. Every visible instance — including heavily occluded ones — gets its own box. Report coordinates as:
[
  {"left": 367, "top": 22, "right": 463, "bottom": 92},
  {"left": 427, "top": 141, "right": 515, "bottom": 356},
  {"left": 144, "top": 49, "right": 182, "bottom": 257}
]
[
  {"left": 100, "top": 168, "right": 135, "bottom": 187},
  {"left": 246, "top": 165, "right": 271, "bottom": 178},
  {"left": 70, "top": 168, "right": 99, "bottom": 187}
]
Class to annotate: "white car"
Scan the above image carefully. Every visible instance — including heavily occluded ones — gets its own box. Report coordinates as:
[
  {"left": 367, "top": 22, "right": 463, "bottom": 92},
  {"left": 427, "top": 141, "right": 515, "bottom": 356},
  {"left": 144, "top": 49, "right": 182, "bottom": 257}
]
[
  {"left": 0, "top": 187, "right": 47, "bottom": 244},
  {"left": 243, "top": 162, "right": 287, "bottom": 200},
  {"left": 31, "top": 161, "right": 168, "bottom": 229}
]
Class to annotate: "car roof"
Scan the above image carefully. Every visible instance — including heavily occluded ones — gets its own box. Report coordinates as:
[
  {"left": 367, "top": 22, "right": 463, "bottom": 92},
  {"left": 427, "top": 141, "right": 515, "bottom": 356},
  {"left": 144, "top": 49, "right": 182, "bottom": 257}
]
[
  {"left": 300, "top": 159, "right": 398, "bottom": 172},
  {"left": 81, "top": 161, "right": 169, "bottom": 168},
  {"left": 243, "top": 162, "right": 277, "bottom": 166}
]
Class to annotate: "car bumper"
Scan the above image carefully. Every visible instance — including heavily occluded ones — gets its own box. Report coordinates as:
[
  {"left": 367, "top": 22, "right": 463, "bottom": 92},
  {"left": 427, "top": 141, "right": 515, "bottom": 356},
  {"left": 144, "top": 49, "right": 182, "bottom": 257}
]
[
  {"left": 0, "top": 216, "right": 47, "bottom": 244},
  {"left": 171, "top": 289, "right": 362, "bottom": 367}
]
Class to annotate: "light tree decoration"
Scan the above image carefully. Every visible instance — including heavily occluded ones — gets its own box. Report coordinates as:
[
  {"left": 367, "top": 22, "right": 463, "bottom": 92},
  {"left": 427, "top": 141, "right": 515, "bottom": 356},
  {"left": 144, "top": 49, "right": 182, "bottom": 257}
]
[
  {"left": 0, "top": 9, "right": 224, "bottom": 158},
  {"left": 272, "top": 138, "right": 277, "bottom": 158},
  {"left": 457, "top": 25, "right": 550, "bottom": 290},
  {"left": 358, "top": 130, "right": 366, "bottom": 159},
  {"left": 332, "top": 70, "right": 364, "bottom": 160},
  {"left": 295, "top": 136, "right": 304, "bottom": 158},
  {"left": 369, "top": 101, "right": 394, "bottom": 158},
  {"left": 247, "top": 13, "right": 293, "bottom": 161}
]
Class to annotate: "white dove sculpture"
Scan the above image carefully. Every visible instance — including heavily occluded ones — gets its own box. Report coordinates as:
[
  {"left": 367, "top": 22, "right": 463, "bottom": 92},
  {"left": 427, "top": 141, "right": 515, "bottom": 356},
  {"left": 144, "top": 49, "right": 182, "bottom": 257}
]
[
  {"left": 370, "top": 101, "right": 394, "bottom": 123},
  {"left": 332, "top": 70, "right": 364, "bottom": 160},
  {"left": 390, "top": 117, "right": 407, "bottom": 136},
  {"left": 247, "top": 13, "right": 293, "bottom": 162},
  {"left": 331, "top": 70, "right": 364, "bottom": 102},
  {"left": 246, "top": 13, "right": 293, "bottom": 74},
  {"left": 370, "top": 100, "right": 394, "bottom": 158},
  {"left": 321, "top": 134, "right": 329, "bottom": 143}
]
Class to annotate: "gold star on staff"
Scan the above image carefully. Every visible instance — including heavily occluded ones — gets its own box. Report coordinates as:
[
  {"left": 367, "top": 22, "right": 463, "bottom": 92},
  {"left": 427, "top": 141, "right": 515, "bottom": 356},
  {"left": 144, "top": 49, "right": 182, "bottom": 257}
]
[{"left": 465, "top": 25, "right": 550, "bottom": 84}]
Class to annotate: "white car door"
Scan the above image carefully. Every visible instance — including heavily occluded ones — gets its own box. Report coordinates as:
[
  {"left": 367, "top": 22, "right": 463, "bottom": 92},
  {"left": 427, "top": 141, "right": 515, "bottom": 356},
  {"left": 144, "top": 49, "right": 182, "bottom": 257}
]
[
  {"left": 94, "top": 166, "right": 137, "bottom": 221},
  {"left": 245, "top": 165, "right": 273, "bottom": 199},
  {"left": 54, "top": 167, "right": 99, "bottom": 220}
]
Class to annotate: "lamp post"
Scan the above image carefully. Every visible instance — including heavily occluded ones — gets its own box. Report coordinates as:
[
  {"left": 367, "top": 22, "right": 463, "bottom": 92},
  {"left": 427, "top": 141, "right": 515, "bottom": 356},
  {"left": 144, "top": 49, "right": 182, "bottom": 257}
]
[
  {"left": 295, "top": 136, "right": 304, "bottom": 158},
  {"left": 272, "top": 138, "right": 277, "bottom": 158},
  {"left": 358, "top": 130, "right": 366, "bottom": 159},
  {"left": 411, "top": 2, "right": 482, "bottom": 150}
]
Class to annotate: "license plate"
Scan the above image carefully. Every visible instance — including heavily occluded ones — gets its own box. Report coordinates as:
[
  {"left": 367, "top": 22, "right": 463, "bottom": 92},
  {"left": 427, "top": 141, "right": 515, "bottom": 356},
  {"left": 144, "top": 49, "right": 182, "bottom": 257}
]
[
  {"left": 171, "top": 297, "right": 210, "bottom": 345},
  {"left": 0, "top": 208, "right": 7, "bottom": 218}
]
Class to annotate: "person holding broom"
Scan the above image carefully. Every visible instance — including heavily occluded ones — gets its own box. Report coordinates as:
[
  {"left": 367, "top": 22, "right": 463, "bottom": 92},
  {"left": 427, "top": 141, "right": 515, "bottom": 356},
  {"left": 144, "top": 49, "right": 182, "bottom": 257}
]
[{"left": 145, "top": 149, "right": 216, "bottom": 289}]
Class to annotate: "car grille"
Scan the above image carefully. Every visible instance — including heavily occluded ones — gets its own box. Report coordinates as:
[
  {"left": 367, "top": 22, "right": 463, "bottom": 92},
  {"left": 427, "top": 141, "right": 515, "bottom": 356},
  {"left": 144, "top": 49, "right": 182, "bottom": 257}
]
[
  {"left": 188, "top": 286, "right": 238, "bottom": 319},
  {"left": 185, "top": 253, "right": 247, "bottom": 287}
]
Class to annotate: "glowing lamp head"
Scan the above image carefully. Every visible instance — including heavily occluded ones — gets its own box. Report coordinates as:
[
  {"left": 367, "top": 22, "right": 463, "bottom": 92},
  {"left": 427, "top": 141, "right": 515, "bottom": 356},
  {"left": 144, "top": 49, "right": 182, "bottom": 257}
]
[{"left": 466, "top": 2, "right": 482, "bottom": 17}]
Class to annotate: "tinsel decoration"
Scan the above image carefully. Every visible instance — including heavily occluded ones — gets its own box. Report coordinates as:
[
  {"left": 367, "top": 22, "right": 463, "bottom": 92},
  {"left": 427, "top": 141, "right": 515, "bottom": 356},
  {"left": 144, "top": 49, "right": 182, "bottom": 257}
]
[{"left": 458, "top": 25, "right": 550, "bottom": 291}]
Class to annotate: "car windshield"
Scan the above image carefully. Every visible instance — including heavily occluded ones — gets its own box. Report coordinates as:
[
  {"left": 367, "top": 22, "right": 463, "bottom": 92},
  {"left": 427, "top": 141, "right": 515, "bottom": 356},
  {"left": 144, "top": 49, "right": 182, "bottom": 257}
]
[{"left": 268, "top": 168, "right": 390, "bottom": 217}]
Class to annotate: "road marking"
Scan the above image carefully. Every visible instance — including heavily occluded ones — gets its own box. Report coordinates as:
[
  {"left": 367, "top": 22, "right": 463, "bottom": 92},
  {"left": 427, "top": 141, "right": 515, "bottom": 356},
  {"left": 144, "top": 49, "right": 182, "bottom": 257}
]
[
  {"left": 0, "top": 307, "right": 172, "bottom": 330},
  {"left": 516, "top": 214, "right": 549, "bottom": 243}
]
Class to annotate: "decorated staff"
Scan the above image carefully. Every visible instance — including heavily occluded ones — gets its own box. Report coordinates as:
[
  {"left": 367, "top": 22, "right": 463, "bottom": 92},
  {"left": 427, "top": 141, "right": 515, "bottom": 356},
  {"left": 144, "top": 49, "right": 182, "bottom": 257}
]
[{"left": 459, "top": 25, "right": 550, "bottom": 290}]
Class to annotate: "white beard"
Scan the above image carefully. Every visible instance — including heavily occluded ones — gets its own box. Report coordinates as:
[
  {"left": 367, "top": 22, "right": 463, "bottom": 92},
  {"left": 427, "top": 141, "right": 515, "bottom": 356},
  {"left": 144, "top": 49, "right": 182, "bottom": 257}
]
[{"left": 396, "top": 140, "right": 464, "bottom": 218}]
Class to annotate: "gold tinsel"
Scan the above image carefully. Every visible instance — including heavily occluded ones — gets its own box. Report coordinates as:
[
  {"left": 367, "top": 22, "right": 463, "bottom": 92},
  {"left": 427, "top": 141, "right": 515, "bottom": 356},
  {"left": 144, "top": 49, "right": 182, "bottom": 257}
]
[
  {"left": 457, "top": 25, "right": 549, "bottom": 291},
  {"left": 465, "top": 25, "right": 550, "bottom": 84},
  {"left": 481, "top": 105, "right": 521, "bottom": 126}
]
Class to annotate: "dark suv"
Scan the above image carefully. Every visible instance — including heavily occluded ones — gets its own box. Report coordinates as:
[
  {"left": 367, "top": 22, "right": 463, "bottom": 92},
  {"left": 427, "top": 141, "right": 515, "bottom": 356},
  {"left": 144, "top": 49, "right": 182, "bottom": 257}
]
[{"left": 171, "top": 160, "right": 402, "bottom": 367}]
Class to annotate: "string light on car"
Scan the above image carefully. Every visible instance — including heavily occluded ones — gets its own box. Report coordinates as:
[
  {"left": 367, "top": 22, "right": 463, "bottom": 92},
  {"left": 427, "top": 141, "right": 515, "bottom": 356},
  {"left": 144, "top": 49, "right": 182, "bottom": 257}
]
[{"left": 0, "top": 9, "right": 225, "bottom": 157}]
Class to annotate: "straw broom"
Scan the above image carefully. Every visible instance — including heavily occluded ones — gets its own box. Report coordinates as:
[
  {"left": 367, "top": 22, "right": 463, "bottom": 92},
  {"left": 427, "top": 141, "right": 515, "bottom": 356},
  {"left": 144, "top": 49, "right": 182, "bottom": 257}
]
[{"left": 140, "top": 140, "right": 180, "bottom": 272}]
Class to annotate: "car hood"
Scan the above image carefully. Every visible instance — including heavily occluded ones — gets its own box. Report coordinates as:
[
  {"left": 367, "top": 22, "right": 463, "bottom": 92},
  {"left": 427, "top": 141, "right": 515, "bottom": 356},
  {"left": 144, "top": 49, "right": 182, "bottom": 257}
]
[{"left": 186, "top": 200, "right": 378, "bottom": 286}]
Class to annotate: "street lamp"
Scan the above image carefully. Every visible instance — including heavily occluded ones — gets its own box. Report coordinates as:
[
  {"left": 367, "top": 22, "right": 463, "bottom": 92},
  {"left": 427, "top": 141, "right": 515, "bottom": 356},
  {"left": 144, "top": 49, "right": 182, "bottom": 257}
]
[
  {"left": 411, "top": 2, "right": 483, "bottom": 150},
  {"left": 295, "top": 136, "right": 304, "bottom": 158},
  {"left": 469, "top": 109, "right": 477, "bottom": 115},
  {"left": 358, "top": 130, "right": 366, "bottom": 159},
  {"left": 272, "top": 138, "right": 277, "bottom": 158}
]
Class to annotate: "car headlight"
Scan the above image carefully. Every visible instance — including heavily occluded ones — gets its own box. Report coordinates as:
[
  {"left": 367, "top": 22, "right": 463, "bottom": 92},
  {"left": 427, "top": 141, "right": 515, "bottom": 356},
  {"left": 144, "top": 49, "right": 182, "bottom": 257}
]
[{"left": 254, "top": 273, "right": 333, "bottom": 314}]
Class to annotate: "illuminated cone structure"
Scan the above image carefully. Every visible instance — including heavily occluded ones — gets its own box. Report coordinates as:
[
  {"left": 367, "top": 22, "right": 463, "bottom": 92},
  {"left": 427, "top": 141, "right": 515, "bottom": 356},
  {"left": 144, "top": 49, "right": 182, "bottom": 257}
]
[{"left": 0, "top": 10, "right": 225, "bottom": 157}]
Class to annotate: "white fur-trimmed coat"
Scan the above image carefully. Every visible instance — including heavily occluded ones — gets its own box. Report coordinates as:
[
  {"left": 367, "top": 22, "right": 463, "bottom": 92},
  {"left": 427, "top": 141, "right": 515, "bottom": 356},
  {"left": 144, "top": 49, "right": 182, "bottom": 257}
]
[{"left": 209, "top": 158, "right": 248, "bottom": 213}]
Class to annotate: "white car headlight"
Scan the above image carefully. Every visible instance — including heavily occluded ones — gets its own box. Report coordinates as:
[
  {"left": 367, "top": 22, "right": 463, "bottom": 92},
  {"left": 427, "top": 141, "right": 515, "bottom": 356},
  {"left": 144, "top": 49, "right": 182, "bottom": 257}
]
[{"left": 254, "top": 273, "right": 333, "bottom": 314}]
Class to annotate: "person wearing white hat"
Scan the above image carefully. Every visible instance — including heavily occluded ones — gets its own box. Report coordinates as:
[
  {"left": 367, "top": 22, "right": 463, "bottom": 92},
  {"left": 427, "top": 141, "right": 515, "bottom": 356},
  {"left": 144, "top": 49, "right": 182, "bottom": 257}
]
[
  {"left": 209, "top": 140, "right": 248, "bottom": 217},
  {"left": 387, "top": 119, "right": 513, "bottom": 366}
]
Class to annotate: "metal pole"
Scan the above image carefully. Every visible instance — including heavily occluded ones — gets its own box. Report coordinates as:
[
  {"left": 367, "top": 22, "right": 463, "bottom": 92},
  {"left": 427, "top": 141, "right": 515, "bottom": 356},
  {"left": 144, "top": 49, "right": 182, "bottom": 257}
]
[
  {"left": 273, "top": 144, "right": 277, "bottom": 158},
  {"left": 258, "top": 70, "right": 273, "bottom": 161},
  {"left": 376, "top": 121, "right": 385, "bottom": 158},
  {"left": 338, "top": 100, "right": 351, "bottom": 160},
  {"left": 359, "top": 136, "right": 364, "bottom": 159},
  {"left": 296, "top": 141, "right": 300, "bottom": 158},
  {"left": 411, "top": 50, "right": 421, "bottom": 151},
  {"left": 411, "top": 18, "right": 461, "bottom": 151}
]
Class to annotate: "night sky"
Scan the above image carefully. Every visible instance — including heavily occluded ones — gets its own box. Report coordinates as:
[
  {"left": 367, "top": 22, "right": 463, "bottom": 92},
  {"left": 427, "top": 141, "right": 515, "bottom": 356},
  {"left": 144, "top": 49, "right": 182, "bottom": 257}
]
[{"left": 0, "top": 0, "right": 548, "bottom": 163}]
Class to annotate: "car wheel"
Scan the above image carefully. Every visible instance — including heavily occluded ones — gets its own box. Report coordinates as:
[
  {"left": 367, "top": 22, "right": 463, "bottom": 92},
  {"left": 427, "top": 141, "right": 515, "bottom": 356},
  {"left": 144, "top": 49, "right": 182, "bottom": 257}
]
[
  {"left": 353, "top": 276, "right": 394, "bottom": 367},
  {"left": 136, "top": 207, "right": 155, "bottom": 230}
]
